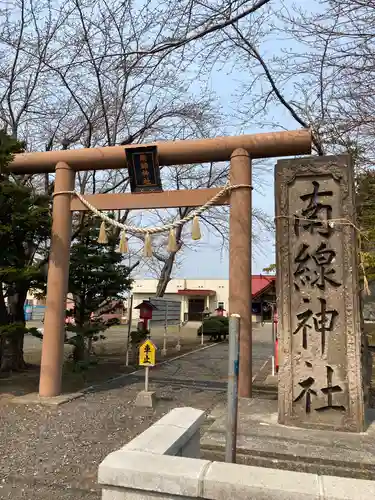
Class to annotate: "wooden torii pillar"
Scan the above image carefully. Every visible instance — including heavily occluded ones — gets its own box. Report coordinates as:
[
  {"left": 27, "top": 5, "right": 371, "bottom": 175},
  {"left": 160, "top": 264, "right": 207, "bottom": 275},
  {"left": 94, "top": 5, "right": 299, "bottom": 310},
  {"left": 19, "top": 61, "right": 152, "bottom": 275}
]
[{"left": 9, "top": 130, "right": 312, "bottom": 398}]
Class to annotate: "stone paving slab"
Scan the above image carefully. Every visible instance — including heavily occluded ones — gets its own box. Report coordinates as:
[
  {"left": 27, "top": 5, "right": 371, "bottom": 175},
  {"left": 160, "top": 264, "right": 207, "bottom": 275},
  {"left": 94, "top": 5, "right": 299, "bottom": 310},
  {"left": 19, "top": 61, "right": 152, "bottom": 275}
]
[
  {"left": 201, "top": 398, "right": 375, "bottom": 480},
  {"left": 146, "top": 325, "right": 273, "bottom": 387}
]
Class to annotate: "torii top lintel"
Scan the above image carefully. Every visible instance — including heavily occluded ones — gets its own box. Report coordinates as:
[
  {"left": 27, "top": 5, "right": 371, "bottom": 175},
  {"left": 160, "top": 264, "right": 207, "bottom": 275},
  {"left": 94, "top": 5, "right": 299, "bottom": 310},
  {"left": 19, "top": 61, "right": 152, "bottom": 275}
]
[{"left": 9, "top": 129, "right": 311, "bottom": 174}]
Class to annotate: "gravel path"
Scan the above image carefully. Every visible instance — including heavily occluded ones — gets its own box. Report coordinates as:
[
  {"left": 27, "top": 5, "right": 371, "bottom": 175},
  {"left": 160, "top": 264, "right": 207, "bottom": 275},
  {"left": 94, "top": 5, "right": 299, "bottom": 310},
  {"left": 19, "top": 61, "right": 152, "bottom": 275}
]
[
  {"left": 1, "top": 378, "right": 226, "bottom": 500},
  {"left": 0, "top": 326, "right": 273, "bottom": 500}
]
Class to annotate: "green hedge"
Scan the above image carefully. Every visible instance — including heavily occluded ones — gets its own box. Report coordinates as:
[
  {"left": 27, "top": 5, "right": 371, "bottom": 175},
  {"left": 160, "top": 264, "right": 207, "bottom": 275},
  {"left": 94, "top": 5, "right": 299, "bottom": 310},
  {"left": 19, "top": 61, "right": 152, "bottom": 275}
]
[
  {"left": 197, "top": 316, "right": 229, "bottom": 337},
  {"left": 214, "top": 316, "right": 229, "bottom": 326}
]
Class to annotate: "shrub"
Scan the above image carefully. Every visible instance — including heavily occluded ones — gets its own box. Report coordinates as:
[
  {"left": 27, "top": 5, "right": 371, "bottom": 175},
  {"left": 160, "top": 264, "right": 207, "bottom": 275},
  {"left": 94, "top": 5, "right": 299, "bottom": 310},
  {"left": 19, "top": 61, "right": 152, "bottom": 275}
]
[
  {"left": 215, "top": 316, "right": 229, "bottom": 327},
  {"left": 197, "top": 317, "right": 228, "bottom": 339},
  {"left": 130, "top": 330, "right": 149, "bottom": 346}
]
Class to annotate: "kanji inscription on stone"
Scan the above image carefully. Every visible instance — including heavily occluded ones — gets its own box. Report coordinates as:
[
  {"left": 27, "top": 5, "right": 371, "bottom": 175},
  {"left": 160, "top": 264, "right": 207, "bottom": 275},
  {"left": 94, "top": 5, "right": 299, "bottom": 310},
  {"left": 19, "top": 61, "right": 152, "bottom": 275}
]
[
  {"left": 275, "top": 155, "right": 366, "bottom": 432},
  {"left": 294, "top": 242, "right": 341, "bottom": 291},
  {"left": 294, "top": 180, "right": 334, "bottom": 238},
  {"left": 293, "top": 361, "right": 346, "bottom": 414},
  {"left": 293, "top": 297, "right": 338, "bottom": 354}
]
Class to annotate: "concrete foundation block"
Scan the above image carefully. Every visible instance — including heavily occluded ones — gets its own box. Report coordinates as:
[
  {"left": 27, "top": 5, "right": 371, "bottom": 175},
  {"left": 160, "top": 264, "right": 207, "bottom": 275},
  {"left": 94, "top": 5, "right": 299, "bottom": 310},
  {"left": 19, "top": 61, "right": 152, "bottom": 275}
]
[
  {"left": 99, "top": 407, "right": 375, "bottom": 500},
  {"left": 123, "top": 424, "right": 196, "bottom": 457},
  {"left": 206, "top": 403, "right": 225, "bottom": 422},
  {"left": 264, "top": 374, "right": 277, "bottom": 386},
  {"left": 98, "top": 450, "right": 210, "bottom": 497},
  {"left": 154, "top": 407, "right": 205, "bottom": 432},
  {"left": 102, "top": 487, "right": 128, "bottom": 500},
  {"left": 122, "top": 408, "right": 204, "bottom": 457},
  {"left": 201, "top": 398, "right": 375, "bottom": 480},
  {"left": 203, "top": 461, "right": 320, "bottom": 500},
  {"left": 11, "top": 391, "right": 83, "bottom": 406},
  {"left": 103, "top": 486, "right": 186, "bottom": 499},
  {"left": 180, "top": 431, "right": 200, "bottom": 459},
  {"left": 320, "top": 474, "right": 375, "bottom": 499},
  {"left": 135, "top": 391, "right": 156, "bottom": 408}
]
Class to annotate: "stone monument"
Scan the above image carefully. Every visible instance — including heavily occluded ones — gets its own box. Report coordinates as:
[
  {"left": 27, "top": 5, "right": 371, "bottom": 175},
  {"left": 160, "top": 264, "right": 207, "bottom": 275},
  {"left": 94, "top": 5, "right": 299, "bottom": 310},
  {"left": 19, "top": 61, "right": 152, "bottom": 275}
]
[
  {"left": 275, "top": 154, "right": 366, "bottom": 432},
  {"left": 201, "top": 155, "right": 375, "bottom": 477}
]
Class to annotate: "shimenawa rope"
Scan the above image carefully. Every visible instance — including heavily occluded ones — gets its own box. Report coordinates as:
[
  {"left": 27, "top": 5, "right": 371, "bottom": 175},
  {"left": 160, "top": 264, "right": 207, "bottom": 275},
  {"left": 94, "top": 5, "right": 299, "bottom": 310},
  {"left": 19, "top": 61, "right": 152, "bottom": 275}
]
[{"left": 53, "top": 182, "right": 252, "bottom": 255}]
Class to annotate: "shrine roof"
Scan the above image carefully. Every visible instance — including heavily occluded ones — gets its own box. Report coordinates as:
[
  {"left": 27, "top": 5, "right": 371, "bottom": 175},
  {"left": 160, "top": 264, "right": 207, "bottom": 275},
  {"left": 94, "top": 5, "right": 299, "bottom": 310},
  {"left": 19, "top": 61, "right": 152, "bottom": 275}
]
[{"left": 252, "top": 275, "right": 276, "bottom": 300}]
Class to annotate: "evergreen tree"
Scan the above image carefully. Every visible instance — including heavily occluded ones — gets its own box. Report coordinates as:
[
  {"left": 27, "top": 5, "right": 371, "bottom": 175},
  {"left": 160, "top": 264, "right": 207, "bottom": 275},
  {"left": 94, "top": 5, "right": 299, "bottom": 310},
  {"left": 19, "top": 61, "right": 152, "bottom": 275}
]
[
  {"left": 65, "top": 215, "right": 133, "bottom": 364},
  {"left": 263, "top": 263, "right": 276, "bottom": 274},
  {"left": 357, "top": 169, "right": 375, "bottom": 283},
  {"left": 0, "top": 131, "right": 50, "bottom": 371}
]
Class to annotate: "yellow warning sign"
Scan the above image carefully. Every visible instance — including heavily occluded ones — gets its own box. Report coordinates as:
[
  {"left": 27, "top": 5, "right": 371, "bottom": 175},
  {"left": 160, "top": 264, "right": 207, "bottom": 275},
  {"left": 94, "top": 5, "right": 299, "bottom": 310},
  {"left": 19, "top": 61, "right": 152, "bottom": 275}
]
[{"left": 139, "top": 339, "right": 156, "bottom": 366}]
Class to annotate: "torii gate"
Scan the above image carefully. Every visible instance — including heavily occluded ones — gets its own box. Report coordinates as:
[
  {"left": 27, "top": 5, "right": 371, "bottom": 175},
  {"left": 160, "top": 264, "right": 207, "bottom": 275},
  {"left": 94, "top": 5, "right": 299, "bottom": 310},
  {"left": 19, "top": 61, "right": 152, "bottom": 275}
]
[{"left": 9, "top": 129, "right": 311, "bottom": 398}]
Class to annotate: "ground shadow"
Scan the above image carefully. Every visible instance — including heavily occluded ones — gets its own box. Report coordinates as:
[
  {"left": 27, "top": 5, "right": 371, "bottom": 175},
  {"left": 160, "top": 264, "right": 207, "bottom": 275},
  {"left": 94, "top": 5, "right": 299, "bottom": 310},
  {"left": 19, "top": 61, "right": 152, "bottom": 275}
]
[{"left": 0, "top": 338, "right": 218, "bottom": 397}]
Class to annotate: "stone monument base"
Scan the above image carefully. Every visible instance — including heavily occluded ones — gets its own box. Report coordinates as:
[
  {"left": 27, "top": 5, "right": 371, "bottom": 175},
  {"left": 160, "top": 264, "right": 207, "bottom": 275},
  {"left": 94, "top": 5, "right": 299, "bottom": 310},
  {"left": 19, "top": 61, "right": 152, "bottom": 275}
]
[
  {"left": 201, "top": 398, "right": 375, "bottom": 480},
  {"left": 135, "top": 390, "right": 156, "bottom": 408}
]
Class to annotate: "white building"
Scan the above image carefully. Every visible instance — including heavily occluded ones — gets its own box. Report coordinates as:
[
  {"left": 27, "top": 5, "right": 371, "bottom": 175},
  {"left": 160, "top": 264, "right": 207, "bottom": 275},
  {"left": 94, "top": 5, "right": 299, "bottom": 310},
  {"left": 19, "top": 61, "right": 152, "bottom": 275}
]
[
  {"left": 129, "top": 275, "right": 276, "bottom": 323},
  {"left": 130, "top": 278, "right": 229, "bottom": 323},
  {"left": 25, "top": 275, "right": 276, "bottom": 324}
]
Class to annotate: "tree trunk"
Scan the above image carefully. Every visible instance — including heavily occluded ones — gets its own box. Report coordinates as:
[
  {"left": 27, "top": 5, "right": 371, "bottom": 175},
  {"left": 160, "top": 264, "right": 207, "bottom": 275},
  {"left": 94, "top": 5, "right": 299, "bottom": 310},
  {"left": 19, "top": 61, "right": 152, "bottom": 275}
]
[
  {"left": 155, "top": 223, "right": 184, "bottom": 297},
  {"left": 88, "top": 336, "right": 93, "bottom": 356},
  {"left": 0, "top": 283, "right": 9, "bottom": 369},
  {"left": 0, "top": 287, "right": 28, "bottom": 372},
  {"left": 71, "top": 294, "right": 90, "bottom": 364},
  {"left": 72, "top": 335, "right": 91, "bottom": 364},
  {"left": 72, "top": 339, "right": 86, "bottom": 363},
  {"left": 0, "top": 336, "right": 25, "bottom": 371},
  {"left": 155, "top": 252, "right": 177, "bottom": 297}
]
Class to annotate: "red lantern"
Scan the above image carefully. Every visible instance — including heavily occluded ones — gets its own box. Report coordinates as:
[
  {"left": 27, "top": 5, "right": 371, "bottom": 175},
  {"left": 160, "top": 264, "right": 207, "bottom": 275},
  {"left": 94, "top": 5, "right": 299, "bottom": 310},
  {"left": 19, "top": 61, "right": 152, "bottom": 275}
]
[
  {"left": 139, "top": 304, "right": 153, "bottom": 320},
  {"left": 135, "top": 300, "right": 156, "bottom": 321}
]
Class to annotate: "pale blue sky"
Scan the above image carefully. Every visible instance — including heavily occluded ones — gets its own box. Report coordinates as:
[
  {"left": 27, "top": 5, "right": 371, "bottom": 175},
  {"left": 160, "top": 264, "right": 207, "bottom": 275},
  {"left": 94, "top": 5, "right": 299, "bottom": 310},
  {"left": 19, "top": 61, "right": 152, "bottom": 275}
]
[
  {"left": 138, "top": 0, "right": 315, "bottom": 280},
  {"left": 174, "top": 72, "right": 297, "bottom": 278}
]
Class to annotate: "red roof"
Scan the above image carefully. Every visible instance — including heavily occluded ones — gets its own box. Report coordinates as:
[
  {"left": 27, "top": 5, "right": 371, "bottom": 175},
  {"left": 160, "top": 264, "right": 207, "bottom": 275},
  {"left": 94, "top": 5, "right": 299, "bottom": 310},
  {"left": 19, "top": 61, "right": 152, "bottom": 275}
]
[{"left": 252, "top": 275, "right": 276, "bottom": 299}]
